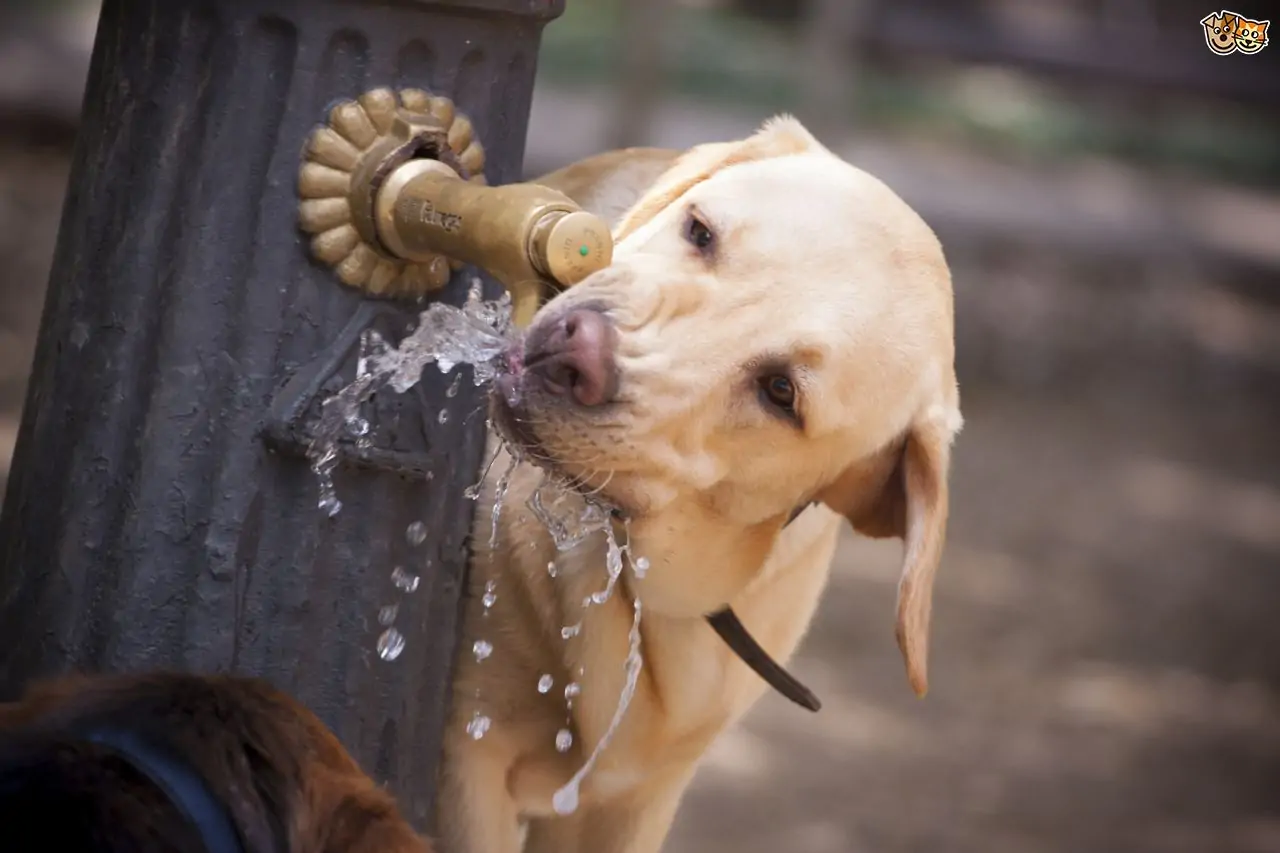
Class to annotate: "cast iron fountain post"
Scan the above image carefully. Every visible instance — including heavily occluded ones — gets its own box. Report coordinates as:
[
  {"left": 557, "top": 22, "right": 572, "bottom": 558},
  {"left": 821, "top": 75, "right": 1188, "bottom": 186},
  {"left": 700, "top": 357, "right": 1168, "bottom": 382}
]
[{"left": 0, "top": 0, "right": 564, "bottom": 829}]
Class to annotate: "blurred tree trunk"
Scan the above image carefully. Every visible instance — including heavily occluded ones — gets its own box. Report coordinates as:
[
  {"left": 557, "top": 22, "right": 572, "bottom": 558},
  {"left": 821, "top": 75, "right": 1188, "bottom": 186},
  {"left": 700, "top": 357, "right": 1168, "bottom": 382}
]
[
  {"left": 607, "top": 0, "right": 675, "bottom": 149},
  {"left": 799, "top": 0, "right": 862, "bottom": 138}
]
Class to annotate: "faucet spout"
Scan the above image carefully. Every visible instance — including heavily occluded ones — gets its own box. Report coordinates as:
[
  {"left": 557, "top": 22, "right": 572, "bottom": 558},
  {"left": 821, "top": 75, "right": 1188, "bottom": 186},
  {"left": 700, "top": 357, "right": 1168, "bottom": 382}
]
[{"left": 297, "top": 87, "right": 613, "bottom": 327}]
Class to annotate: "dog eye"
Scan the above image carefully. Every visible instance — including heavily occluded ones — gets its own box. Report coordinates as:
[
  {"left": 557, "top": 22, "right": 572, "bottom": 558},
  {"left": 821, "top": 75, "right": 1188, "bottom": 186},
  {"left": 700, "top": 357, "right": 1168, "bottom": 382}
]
[
  {"left": 684, "top": 212, "right": 715, "bottom": 253},
  {"left": 758, "top": 374, "right": 796, "bottom": 413}
]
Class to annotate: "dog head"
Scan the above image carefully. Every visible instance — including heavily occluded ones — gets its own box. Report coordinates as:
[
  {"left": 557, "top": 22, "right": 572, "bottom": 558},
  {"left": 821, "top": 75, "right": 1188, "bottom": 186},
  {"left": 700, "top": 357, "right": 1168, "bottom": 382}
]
[
  {"left": 1201, "top": 12, "right": 1239, "bottom": 54},
  {"left": 495, "top": 117, "right": 961, "bottom": 695}
]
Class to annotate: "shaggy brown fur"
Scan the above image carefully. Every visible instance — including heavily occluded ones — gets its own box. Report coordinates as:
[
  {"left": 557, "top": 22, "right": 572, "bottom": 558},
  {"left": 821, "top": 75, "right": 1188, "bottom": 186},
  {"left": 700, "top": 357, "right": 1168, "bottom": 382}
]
[{"left": 0, "top": 672, "right": 433, "bottom": 853}]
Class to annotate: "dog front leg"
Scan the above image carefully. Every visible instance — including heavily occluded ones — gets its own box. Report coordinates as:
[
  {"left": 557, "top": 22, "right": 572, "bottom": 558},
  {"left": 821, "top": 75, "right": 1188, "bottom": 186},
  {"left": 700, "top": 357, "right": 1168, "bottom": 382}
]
[
  {"left": 524, "top": 772, "right": 694, "bottom": 853},
  {"left": 436, "top": 743, "right": 524, "bottom": 853}
]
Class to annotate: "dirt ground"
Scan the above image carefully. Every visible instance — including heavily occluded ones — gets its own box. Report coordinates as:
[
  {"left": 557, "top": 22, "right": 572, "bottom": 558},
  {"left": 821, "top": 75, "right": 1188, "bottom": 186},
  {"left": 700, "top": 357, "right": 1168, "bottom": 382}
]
[{"left": 3, "top": 88, "right": 1280, "bottom": 853}]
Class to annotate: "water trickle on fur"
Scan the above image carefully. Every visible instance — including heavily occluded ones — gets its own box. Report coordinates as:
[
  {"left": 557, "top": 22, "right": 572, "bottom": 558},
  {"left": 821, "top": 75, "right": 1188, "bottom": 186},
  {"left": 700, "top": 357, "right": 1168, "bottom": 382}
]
[
  {"left": 526, "top": 477, "right": 613, "bottom": 552},
  {"left": 556, "top": 729, "right": 574, "bottom": 753},
  {"left": 489, "top": 453, "right": 521, "bottom": 549},
  {"left": 465, "top": 440, "right": 503, "bottom": 501},
  {"left": 538, "top": 674, "right": 554, "bottom": 694},
  {"left": 552, "top": 596, "right": 644, "bottom": 815},
  {"left": 481, "top": 579, "right": 498, "bottom": 610}
]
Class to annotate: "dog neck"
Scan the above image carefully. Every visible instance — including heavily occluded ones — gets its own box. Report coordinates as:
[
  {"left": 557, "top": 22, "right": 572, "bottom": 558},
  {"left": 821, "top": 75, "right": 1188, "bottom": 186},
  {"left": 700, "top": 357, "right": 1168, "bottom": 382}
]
[
  {"left": 702, "top": 500, "right": 822, "bottom": 712},
  {"left": 76, "top": 726, "right": 246, "bottom": 853},
  {"left": 614, "top": 499, "right": 824, "bottom": 712}
]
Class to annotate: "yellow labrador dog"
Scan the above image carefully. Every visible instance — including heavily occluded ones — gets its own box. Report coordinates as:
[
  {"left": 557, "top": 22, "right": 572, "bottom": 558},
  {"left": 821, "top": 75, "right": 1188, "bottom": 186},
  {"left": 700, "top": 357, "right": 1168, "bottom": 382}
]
[{"left": 438, "top": 117, "right": 961, "bottom": 853}]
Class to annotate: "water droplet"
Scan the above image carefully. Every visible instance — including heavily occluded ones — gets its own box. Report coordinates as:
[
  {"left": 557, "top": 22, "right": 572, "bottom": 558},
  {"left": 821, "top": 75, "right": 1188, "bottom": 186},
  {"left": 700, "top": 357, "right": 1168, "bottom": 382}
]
[
  {"left": 472, "top": 639, "right": 493, "bottom": 662},
  {"left": 437, "top": 408, "right": 450, "bottom": 424},
  {"left": 466, "top": 712, "right": 491, "bottom": 740},
  {"left": 556, "top": 728, "right": 573, "bottom": 752},
  {"left": 538, "top": 674, "right": 554, "bottom": 694},
  {"left": 377, "top": 628, "right": 405, "bottom": 661},
  {"left": 378, "top": 603, "right": 398, "bottom": 626},
  {"left": 346, "top": 415, "right": 370, "bottom": 437},
  {"left": 552, "top": 784, "right": 579, "bottom": 815},
  {"left": 446, "top": 372, "right": 462, "bottom": 398},
  {"left": 561, "top": 623, "right": 581, "bottom": 640},
  {"left": 405, "top": 521, "right": 427, "bottom": 546},
  {"left": 391, "top": 566, "right": 420, "bottom": 593},
  {"left": 633, "top": 556, "right": 650, "bottom": 577},
  {"left": 481, "top": 579, "right": 497, "bottom": 609},
  {"left": 318, "top": 494, "right": 342, "bottom": 517},
  {"left": 564, "top": 682, "right": 581, "bottom": 700},
  {"left": 547, "top": 561, "right": 558, "bottom": 578}
]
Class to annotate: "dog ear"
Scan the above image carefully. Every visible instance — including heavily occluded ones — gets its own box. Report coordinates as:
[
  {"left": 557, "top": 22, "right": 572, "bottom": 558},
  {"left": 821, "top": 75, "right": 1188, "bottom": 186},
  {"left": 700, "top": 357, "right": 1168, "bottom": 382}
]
[
  {"left": 612, "top": 115, "right": 826, "bottom": 242},
  {"left": 818, "top": 409, "right": 959, "bottom": 698}
]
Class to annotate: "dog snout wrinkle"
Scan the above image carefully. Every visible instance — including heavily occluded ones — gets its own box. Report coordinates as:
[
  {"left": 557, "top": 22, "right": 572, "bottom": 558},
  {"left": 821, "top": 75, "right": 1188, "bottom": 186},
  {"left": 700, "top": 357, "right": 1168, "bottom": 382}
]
[{"left": 527, "top": 307, "right": 620, "bottom": 407}]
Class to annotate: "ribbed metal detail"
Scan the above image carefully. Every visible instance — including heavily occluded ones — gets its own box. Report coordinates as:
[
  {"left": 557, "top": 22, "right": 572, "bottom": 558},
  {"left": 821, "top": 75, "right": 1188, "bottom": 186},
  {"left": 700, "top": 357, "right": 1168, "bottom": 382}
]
[{"left": 0, "top": 0, "right": 561, "bottom": 829}]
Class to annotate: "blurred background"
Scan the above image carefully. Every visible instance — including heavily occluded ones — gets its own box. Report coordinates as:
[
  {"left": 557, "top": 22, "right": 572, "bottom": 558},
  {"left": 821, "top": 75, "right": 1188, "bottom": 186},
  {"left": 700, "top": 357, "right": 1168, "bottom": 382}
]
[{"left": 2, "top": 0, "right": 1278, "bottom": 850}]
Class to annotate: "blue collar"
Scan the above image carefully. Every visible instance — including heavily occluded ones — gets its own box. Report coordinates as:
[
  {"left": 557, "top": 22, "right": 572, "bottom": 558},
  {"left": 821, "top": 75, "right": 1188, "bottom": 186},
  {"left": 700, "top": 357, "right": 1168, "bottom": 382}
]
[{"left": 80, "top": 726, "right": 247, "bottom": 853}]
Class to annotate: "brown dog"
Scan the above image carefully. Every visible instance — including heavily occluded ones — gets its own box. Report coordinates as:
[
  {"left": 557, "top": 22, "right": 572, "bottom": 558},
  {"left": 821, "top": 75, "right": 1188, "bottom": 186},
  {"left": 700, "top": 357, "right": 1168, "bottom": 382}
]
[
  {"left": 439, "top": 116, "right": 961, "bottom": 852},
  {"left": 0, "top": 672, "right": 433, "bottom": 853}
]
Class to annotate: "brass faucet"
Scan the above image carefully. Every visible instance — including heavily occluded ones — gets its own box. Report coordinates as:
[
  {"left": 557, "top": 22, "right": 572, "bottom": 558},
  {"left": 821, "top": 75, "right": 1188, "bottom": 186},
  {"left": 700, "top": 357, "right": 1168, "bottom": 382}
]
[{"left": 298, "top": 88, "right": 612, "bottom": 327}]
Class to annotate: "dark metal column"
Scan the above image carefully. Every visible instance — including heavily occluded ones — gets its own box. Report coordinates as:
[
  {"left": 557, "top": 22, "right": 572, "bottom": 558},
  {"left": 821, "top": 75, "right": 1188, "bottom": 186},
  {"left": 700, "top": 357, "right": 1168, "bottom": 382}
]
[{"left": 0, "top": 0, "right": 562, "bottom": 829}]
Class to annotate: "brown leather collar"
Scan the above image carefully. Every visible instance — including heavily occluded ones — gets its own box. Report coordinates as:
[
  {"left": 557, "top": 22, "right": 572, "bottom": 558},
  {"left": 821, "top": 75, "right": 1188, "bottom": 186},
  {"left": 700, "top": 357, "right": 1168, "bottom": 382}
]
[{"left": 704, "top": 502, "right": 822, "bottom": 713}]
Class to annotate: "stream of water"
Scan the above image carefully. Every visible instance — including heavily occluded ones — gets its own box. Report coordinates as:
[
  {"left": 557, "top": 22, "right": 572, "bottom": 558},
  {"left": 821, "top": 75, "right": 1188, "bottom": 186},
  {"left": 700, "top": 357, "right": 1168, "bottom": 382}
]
[{"left": 307, "top": 284, "right": 647, "bottom": 815}]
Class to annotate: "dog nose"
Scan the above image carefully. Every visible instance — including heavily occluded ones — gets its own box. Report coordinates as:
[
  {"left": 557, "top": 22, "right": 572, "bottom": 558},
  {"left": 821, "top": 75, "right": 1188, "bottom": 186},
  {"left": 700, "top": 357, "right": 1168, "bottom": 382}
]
[{"left": 526, "top": 307, "right": 619, "bottom": 407}]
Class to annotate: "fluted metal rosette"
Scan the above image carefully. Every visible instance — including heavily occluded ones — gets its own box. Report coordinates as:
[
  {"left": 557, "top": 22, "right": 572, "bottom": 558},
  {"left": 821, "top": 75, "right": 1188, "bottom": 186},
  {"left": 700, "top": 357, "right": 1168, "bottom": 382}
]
[{"left": 297, "top": 87, "right": 486, "bottom": 298}]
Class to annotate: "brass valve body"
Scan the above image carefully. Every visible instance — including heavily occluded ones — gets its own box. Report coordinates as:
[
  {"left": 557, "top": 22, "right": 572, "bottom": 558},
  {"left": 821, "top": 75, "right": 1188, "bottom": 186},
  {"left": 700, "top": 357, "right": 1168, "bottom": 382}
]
[{"left": 298, "top": 87, "right": 612, "bottom": 327}]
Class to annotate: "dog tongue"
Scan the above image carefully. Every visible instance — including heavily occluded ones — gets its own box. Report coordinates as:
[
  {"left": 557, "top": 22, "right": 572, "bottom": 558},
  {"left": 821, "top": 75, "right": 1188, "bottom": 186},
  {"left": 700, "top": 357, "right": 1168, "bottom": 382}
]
[{"left": 706, "top": 607, "right": 822, "bottom": 712}]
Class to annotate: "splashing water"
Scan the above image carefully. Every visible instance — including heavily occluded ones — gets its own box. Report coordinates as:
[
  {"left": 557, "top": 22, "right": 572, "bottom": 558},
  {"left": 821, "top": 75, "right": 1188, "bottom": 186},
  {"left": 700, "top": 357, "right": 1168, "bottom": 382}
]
[
  {"left": 308, "top": 285, "right": 513, "bottom": 523},
  {"left": 365, "top": 288, "right": 512, "bottom": 395},
  {"left": 526, "top": 477, "right": 615, "bottom": 553},
  {"left": 552, "top": 595, "right": 644, "bottom": 815},
  {"left": 304, "top": 282, "right": 656, "bottom": 809}
]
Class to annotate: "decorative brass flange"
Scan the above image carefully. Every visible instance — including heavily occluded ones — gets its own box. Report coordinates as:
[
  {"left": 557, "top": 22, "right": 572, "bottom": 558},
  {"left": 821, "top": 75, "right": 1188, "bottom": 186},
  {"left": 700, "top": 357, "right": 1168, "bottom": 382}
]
[
  {"left": 297, "top": 87, "right": 486, "bottom": 298},
  {"left": 297, "top": 87, "right": 614, "bottom": 327}
]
